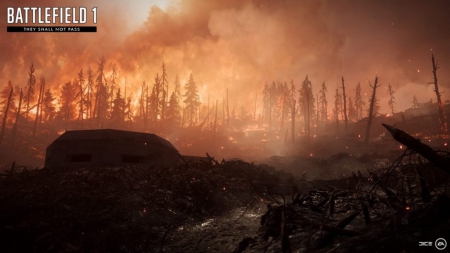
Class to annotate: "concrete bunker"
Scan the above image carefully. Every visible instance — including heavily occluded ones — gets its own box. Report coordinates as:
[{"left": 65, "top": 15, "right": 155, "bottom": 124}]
[{"left": 45, "top": 129, "right": 180, "bottom": 169}]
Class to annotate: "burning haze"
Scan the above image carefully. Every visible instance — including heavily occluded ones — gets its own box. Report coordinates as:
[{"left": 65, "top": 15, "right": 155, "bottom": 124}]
[{"left": 1, "top": 0, "right": 450, "bottom": 114}]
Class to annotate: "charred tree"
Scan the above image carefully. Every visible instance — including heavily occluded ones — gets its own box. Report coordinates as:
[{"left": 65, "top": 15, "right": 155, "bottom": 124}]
[
  {"left": 429, "top": 54, "right": 447, "bottom": 132},
  {"left": 363, "top": 76, "right": 380, "bottom": 145},
  {"left": 109, "top": 63, "right": 118, "bottom": 119},
  {"left": 341, "top": 76, "right": 348, "bottom": 135},
  {"left": 348, "top": 97, "right": 356, "bottom": 121},
  {"left": 166, "top": 85, "right": 181, "bottom": 129},
  {"left": 41, "top": 89, "right": 55, "bottom": 122},
  {"left": 316, "top": 93, "right": 319, "bottom": 131},
  {"left": 38, "top": 80, "right": 45, "bottom": 125},
  {"left": 161, "top": 63, "right": 169, "bottom": 122},
  {"left": 183, "top": 73, "right": 200, "bottom": 127},
  {"left": 24, "top": 62, "right": 36, "bottom": 121},
  {"left": 354, "top": 83, "right": 365, "bottom": 120},
  {"left": 86, "top": 67, "right": 94, "bottom": 127},
  {"left": 110, "top": 88, "right": 126, "bottom": 127},
  {"left": 333, "top": 88, "right": 341, "bottom": 135},
  {"left": 11, "top": 89, "right": 23, "bottom": 147},
  {"left": 383, "top": 124, "right": 450, "bottom": 172},
  {"left": 32, "top": 77, "right": 44, "bottom": 136},
  {"left": 319, "top": 82, "right": 328, "bottom": 126},
  {"left": 299, "top": 76, "right": 314, "bottom": 143},
  {"left": 1, "top": 81, "right": 17, "bottom": 121},
  {"left": 289, "top": 80, "right": 296, "bottom": 142},
  {"left": 280, "top": 92, "right": 287, "bottom": 132},
  {"left": 0, "top": 87, "right": 13, "bottom": 147},
  {"left": 94, "top": 56, "right": 108, "bottom": 126},
  {"left": 387, "top": 83, "right": 395, "bottom": 115},
  {"left": 76, "top": 69, "right": 85, "bottom": 129},
  {"left": 291, "top": 100, "right": 296, "bottom": 142},
  {"left": 58, "top": 81, "right": 77, "bottom": 131}
]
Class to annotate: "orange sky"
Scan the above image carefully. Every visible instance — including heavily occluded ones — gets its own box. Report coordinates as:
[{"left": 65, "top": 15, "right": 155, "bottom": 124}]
[{"left": 1, "top": 0, "right": 450, "bottom": 114}]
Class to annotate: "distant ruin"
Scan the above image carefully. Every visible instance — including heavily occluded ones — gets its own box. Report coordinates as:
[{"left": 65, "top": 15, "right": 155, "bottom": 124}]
[{"left": 45, "top": 129, "right": 180, "bottom": 169}]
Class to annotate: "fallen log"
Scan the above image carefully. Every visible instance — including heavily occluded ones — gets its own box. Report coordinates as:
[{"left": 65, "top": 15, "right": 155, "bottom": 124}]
[{"left": 382, "top": 123, "right": 450, "bottom": 173}]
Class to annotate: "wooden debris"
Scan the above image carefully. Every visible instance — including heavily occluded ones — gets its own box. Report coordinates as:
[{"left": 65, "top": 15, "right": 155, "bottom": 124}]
[{"left": 382, "top": 123, "right": 450, "bottom": 172}]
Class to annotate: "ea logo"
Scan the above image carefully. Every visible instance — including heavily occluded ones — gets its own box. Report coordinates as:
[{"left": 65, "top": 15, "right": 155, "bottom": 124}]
[{"left": 435, "top": 238, "right": 447, "bottom": 250}]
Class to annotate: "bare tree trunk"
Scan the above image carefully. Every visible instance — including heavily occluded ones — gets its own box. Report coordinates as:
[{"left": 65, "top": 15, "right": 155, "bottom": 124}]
[
  {"left": 316, "top": 93, "right": 319, "bottom": 132},
  {"left": 383, "top": 123, "right": 450, "bottom": 171},
  {"left": 280, "top": 92, "right": 287, "bottom": 132},
  {"left": 430, "top": 54, "right": 447, "bottom": 132},
  {"left": 39, "top": 81, "right": 45, "bottom": 125},
  {"left": 0, "top": 88, "right": 13, "bottom": 147},
  {"left": 11, "top": 89, "right": 23, "bottom": 148},
  {"left": 342, "top": 76, "right": 348, "bottom": 135},
  {"left": 364, "top": 76, "right": 380, "bottom": 145},
  {"left": 269, "top": 90, "right": 272, "bottom": 129},
  {"left": 306, "top": 90, "right": 310, "bottom": 144},
  {"left": 33, "top": 82, "right": 44, "bottom": 136},
  {"left": 291, "top": 100, "right": 296, "bottom": 142},
  {"left": 65, "top": 100, "right": 70, "bottom": 131}
]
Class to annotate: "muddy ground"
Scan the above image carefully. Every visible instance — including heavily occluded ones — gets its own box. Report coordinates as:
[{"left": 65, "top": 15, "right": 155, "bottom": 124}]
[{"left": 1, "top": 147, "right": 450, "bottom": 253}]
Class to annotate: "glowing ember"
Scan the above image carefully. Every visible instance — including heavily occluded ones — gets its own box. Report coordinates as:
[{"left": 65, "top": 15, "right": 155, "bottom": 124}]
[
  {"left": 310, "top": 153, "right": 313, "bottom": 157},
  {"left": 405, "top": 206, "right": 410, "bottom": 210},
  {"left": 400, "top": 145, "right": 403, "bottom": 149}
]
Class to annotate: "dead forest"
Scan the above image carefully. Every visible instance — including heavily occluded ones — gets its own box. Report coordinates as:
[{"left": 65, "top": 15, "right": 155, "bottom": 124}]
[{"left": 0, "top": 53, "right": 450, "bottom": 252}]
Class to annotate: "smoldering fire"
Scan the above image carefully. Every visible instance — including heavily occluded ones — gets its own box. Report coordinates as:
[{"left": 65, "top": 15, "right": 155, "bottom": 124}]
[{"left": 6, "top": 7, "right": 97, "bottom": 24}]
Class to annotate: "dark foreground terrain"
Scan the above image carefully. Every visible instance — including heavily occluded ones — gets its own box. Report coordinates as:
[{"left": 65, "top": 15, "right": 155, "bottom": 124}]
[{"left": 1, "top": 151, "right": 450, "bottom": 253}]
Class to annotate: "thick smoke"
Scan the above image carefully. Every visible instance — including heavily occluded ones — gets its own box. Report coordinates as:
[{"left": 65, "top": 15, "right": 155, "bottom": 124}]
[{"left": 1, "top": 0, "right": 450, "bottom": 113}]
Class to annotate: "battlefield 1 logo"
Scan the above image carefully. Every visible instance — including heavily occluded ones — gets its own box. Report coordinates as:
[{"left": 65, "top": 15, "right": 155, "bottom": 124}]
[
  {"left": 419, "top": 238, "right": 447, "bottom": 250},
  {"left": 6, "top": 7, "right": 98, "bottom": 32}
]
